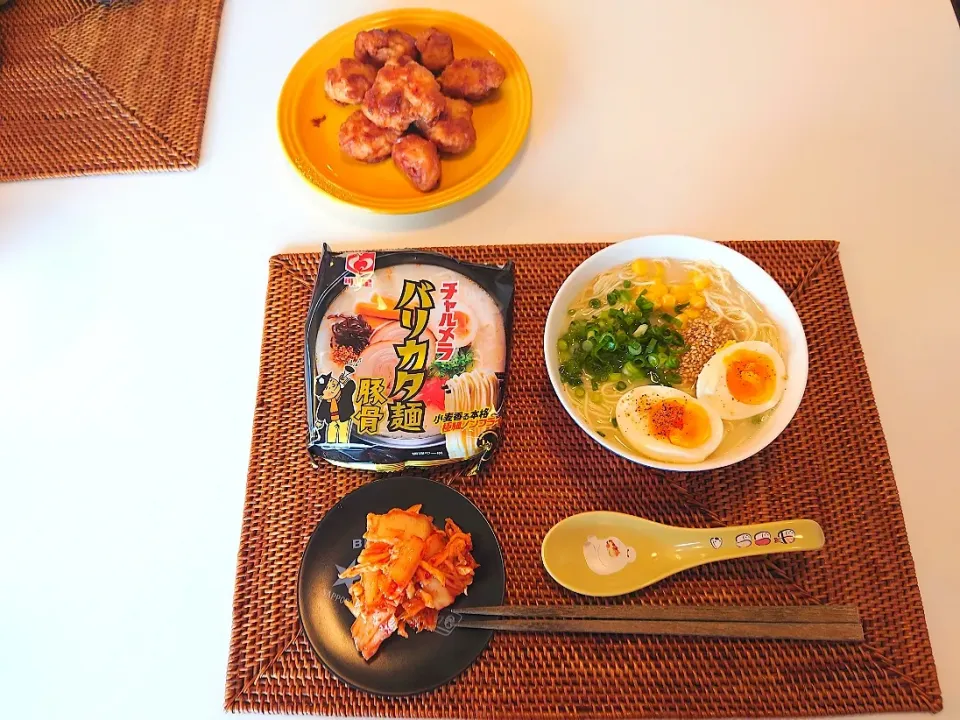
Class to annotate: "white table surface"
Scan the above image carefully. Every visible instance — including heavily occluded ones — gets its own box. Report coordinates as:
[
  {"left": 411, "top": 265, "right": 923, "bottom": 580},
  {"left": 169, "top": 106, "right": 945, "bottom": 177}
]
[{"left": 2, "top": 1, "right": 959, "bottom": 718}]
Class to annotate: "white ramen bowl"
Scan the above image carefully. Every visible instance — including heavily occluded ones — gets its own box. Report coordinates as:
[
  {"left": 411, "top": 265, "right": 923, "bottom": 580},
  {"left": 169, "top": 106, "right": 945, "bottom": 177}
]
[{"left": 543, "top": 235, "right": 808, "bottom": 472}]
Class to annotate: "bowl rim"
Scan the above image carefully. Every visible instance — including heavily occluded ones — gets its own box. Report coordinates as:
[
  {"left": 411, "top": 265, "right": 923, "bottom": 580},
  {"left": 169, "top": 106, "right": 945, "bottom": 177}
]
[{"left": 543, "top": 235, "right": 809, "bottom": 472}]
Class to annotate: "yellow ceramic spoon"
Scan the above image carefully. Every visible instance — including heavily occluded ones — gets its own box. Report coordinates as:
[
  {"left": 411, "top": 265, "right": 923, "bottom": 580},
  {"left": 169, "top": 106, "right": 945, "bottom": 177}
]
[{"left": 542, "top": 512, "right": 824, "bottom": 597}]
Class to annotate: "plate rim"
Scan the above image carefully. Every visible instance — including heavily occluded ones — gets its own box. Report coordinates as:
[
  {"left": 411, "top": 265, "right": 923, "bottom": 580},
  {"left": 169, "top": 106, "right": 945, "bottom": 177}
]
[
  {"left": 277, "top": 8, "right": 533, "bottom": 215},
  {"left": 296, "top": 474, "right": 506, "bottom": 696}
]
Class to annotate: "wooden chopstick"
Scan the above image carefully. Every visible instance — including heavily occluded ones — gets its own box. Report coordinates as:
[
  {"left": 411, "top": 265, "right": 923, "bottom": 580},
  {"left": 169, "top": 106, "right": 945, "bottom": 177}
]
[
  {"left": 455, "top": 617, "right": 864, "bottom": 642},
  {"left": 460, "top": 604, "right": 860, "bottom": 624}
]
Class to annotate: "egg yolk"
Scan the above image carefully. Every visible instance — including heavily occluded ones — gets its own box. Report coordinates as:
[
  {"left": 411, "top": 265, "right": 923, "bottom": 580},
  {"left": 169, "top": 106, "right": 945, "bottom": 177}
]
[
  {"left": 725, "top": 350, "right": 777, "bottom": 404},
  {"left": 647, "top": 399, "right": 712, "bottom": 448}
]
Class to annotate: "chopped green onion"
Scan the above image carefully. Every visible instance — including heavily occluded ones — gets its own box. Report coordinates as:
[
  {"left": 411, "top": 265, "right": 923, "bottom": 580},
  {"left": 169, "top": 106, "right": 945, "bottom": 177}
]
[
  {"left": 674, "top": 302, "right": 690, "bottom": 314},
  {"left": 573, "top": 386, "right": 585, "bottom": 398},
  {"left": 591, "top": 380, "right": 599, "bottom": 391},
  {"left": 622, "top": 280, "right": 632, "bottom": 288},
  {"left": 597, "top": 431, "right": 606, "bottom": 437},
  {"left": 615, "top": 381, "right": 627, "bottom": 391},
  {"left": 635, "top": 296, "right": 654, "bottom": 312},
  {"left": 611, "top": 417, "right": 619, "bottom": 427},
  {"left": 597, "top": 333, "right": 616, "bottom": 352},
  {"left": 567, "top": 308, "right": 576, "bottom": 315},
  {"left": 559, "top": 287, "right": 693, "bottom": 390}
]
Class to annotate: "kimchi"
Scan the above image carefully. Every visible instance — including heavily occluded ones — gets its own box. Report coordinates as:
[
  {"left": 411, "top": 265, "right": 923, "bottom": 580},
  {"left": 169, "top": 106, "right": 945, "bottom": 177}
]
[{"left": 338, "top": 504, "right": 479, "bottom": 660}]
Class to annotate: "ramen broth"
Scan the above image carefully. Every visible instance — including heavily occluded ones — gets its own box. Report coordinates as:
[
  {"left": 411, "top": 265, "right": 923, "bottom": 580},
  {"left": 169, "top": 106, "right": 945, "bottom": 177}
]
[{"left": 559, "top": 258, "right": 782, "bottom": 458}]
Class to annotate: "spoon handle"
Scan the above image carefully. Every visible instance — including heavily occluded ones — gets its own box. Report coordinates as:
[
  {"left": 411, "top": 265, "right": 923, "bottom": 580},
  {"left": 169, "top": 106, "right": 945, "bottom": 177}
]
[{"left": 675, "top": 519, "right": 824, "bottom": 562}]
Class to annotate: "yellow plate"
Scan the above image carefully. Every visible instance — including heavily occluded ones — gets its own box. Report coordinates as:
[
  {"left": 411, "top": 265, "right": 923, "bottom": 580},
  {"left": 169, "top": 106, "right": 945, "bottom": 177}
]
[{"left": 277, "top": 8, "right": 532, "bottom": 214}]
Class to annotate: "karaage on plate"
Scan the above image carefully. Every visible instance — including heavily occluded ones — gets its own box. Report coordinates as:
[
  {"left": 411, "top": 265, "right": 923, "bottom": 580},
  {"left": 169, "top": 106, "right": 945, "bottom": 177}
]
[
  {"left": 393, "top": 135, "right": 442, "bottom": 191},
  {"left": 328, "top": 25, "right": 512, "bottom": 193},
  {"left": 338, "top": 110, "right": 402, "bottom": 163},
  {"left": 415, "top": 27, "right": 455, "bottom": 73},
  {"left": 416, "top": 97, "right": 476, "bottom": 154},
  {"left": 362, "top": 58, "right": 445, "bottom": 133},
  {"left": 354, "top": 28, "right": 418, "bottom": 68},
  {"left": 324, "top": 58, "right": 377, "bottom": 105},
  {"left": 439, "top": 57, "right": 506, "bottom": 101}
]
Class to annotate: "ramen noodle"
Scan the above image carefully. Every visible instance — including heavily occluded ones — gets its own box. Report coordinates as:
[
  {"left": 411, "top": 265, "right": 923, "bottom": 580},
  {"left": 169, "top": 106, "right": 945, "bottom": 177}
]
[
  {"left": 444, "top": 369, "right": 500, "bottom": 459},
  {"left": 306, "top": 246, "right": 514, "bottom": 471}
]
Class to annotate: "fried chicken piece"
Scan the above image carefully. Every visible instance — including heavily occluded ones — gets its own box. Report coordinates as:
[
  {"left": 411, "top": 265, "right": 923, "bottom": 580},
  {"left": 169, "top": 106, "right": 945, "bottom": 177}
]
[
  {"left": 416, "top": 98, "right": 476, "bottom": 154},
  {"left": 393, "top": 135, "right": 441, "bottom": 192},
  {"left": 415, "top": 27, "right": 454, "bottom": 73},
  {"left": 354, "top": 28, "right": 418, "bottom": 68},
  {"left": 439, "top": 57, "right": 506, "bottom": 101},
  {"left": 362, "top": 59, "right": 445, "bottom": 133},
  {"left": 338, "top": 110, "right": 402, "bottom": 163},
  {"left": 324, "top": 58, "right": 377, "bottom": 105}
]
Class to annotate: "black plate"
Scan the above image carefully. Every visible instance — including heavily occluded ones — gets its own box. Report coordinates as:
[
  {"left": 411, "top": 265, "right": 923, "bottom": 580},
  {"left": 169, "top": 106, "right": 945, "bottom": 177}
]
[{"left": 297, "top": 476, "right": 506, "bottom": 696}]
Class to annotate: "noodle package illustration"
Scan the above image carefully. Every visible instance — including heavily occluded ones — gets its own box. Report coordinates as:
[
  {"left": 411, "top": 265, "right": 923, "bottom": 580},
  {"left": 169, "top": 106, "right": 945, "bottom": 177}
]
[{"left": 306, "top": 246, "right": 515, "bottom": 471}]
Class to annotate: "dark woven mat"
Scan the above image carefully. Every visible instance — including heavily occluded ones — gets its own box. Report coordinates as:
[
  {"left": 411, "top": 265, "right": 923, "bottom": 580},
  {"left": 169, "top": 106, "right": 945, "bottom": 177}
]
[
  {"left": 0, "top": 0, "right": 224, "bottom": 181},
  {"left": 225, "top": 242, "right": 941, "bottom": 717}
]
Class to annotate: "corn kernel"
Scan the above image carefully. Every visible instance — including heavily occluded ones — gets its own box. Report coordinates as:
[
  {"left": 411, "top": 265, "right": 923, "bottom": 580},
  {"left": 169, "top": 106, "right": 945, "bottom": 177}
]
[
  {"left": 651, "top": 296, "right": 662, "bottom": 309},
  {"left": 685, "top": 308, "right": 701, "bottom": 319},
  {"left": 677, "top": 312, "right": 688, "bottom": 326},
  {"left": 646, "top": 282, "right": 665, "bottom": 299},
  {"left": 693, "top": 273, "right": 711, "bottom": 290},
  {"left": 690, "top": 294, "right": 706, "bottom": 309},
  {"left": 653, "top": 262, "right": 665, "bottom": 278},
  {"left": 661, "top": 293, "right": 676, "bottom": 310},
  {"left": 670, "top": 285, "right": 691, "bottom": 303},
  {"left": 631, "top": 259, "right": 649, "bottom": 276}
]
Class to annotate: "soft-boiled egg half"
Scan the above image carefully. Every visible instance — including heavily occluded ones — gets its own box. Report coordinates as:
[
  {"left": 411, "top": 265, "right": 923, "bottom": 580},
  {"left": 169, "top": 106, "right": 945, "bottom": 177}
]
[
  {"left": 615, "top": 386, "right": 724, "bottom": 463},
  {"left": 696, "top": 341, "right": 786, "bottom": 420}
]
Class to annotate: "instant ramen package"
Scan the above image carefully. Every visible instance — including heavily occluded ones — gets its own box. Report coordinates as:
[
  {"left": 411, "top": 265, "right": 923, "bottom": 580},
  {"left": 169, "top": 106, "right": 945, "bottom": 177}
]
[{"left": 305, "top": 245, "right": 515, "bottom": 471}]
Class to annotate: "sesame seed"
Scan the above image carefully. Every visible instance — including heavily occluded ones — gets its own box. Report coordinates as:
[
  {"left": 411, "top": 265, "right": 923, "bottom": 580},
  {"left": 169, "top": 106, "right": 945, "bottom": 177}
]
[{"left": 679, "top": 311, "right": 735, "bottom": 386}]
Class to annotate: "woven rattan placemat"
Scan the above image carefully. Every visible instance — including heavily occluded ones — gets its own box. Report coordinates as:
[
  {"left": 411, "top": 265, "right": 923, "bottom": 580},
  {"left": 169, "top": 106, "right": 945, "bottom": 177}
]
[
  {"left": 225, "top": 242, "right": 941, "bottom": 717},
  {"left": 0, "top": 0, "right": 224, "bottom": 181}
]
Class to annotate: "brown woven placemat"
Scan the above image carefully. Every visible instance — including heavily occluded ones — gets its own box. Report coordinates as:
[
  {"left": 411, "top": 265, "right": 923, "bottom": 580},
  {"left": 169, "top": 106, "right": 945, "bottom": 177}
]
[
  {"left": 225, "top": 242, "right": 941, "bottom": 717},
  {"left": 0, "top": 0, "right": 224, "bottom": 181}
]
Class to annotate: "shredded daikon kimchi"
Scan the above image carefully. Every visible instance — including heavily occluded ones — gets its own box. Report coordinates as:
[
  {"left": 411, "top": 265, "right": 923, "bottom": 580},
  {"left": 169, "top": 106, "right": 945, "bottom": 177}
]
[{"left": 339, "top": 504, "right": 479, "bottom": 660}]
